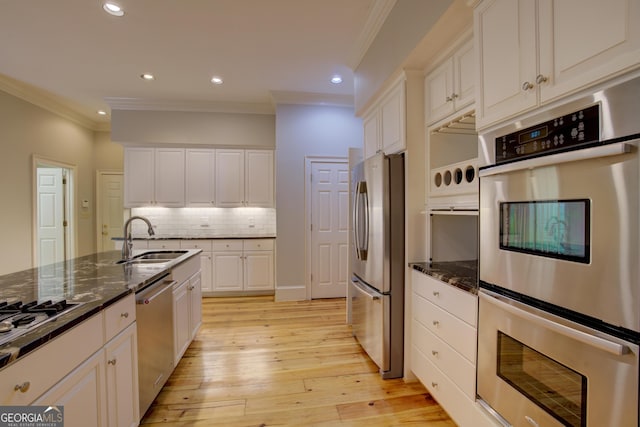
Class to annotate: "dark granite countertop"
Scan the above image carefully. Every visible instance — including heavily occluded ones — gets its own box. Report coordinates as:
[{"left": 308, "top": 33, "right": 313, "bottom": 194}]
[
  {"left": 0, "top": 249, "right": 201, "bottom": 370},
  {"left": 409, "top": 260, "right": 478, "bottom": 294}
]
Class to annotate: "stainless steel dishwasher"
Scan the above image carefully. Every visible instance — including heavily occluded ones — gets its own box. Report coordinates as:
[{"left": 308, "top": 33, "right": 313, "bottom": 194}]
[{"left": 136, "top": 275, "right": 175, "bottom": 417}]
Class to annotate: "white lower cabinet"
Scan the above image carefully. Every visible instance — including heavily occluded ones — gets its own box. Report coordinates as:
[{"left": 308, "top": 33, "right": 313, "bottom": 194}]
[
  {"left": 1, "top": 294, "right": 139, "bottom": 426},
  {"left": 34, "top": 349, "right": 107, "bottom": 427},
  {"left": 171, "top": 256, "right": 202, "bottom": 364},
  {"left": 212, "top": 239, "right": 274, "bottom": 294},
  {"left": 104, "top": 323, "right": 139, "bottom": 427},
  {"left": 411, "top": 270, "right": 499, "bottom": 427}
]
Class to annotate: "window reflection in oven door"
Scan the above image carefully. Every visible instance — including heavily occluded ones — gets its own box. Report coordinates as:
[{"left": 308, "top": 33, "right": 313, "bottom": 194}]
[{"left": 477, "top": 290, "right": 639, "bottom": 427}]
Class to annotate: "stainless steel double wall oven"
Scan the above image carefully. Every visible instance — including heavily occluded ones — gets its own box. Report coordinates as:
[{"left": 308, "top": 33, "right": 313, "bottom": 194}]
[{"left": 477, "top": 75, "right": 640, "bottom": 427}]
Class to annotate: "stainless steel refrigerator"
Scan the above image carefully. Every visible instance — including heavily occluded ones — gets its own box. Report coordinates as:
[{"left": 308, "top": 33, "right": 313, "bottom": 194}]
[{"left": 350, "top": 152, "right": 404, "bottom": 379}]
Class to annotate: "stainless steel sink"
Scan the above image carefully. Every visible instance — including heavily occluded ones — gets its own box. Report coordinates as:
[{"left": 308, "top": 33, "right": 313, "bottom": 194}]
[
  {"left": 135, "top": 251, "right": 187, "bottom": 260},
  {"left": 116, "top": 250, "right": 188, "bottom": 264}
]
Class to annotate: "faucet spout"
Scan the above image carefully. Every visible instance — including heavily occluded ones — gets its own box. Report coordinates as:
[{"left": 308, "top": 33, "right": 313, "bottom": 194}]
[{"left": 121, "top": 216, "right": 155, "bottom": 261}]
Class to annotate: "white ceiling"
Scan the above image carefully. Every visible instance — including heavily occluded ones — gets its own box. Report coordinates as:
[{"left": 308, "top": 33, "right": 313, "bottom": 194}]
[{"left": 0, "top": 0, "right": 392, "bottom": 128}]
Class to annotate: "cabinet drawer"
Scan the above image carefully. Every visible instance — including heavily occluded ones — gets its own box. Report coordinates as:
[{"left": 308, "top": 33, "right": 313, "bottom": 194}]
[
  {"left": 148, "top": 240, "right": 181, "bottom": 250},
  {"left": 213, "top": 240, "right": 243, "bottom": 251},
  {"left": 412, "top": 270, "right": 477, "bottom": 327},
  {"left": 412, "top": 345, "right": 488, "bottom": 427},
  {"left": 412, "top": 319, "right": 475, "bottom": 398},
  {"left": 243, "top": 239, "right": 273, "bottom": 251},
  {"left": 413, "top": 293, "right": 476, "bottom": 363},
  {"left": 104, "top": 294, "right": 136, "bottom": 343},
  {"left": 180, "top": 240, "right": 213, "bottom": 251},
  {"left": 0, "top": 314, "right": 103, "bottom": 405},
  {"left": 172, "top": 255, "right": 201, "bottom": 285}
]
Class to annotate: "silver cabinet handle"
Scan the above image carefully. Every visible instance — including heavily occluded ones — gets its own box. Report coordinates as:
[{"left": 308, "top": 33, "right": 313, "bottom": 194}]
[
  {"left": 522, "top": 81, "right": 534, "bottom": 91},
  {"left": 432, "top": 320, "right": 440, "bottom": 327},
  {"left": 120, "top": 312, "right": 129, "bottom": 318},
  {"left": 431, "top": 382, "right": 438, "bottom": 388},
  {"left": 431, "top": 350, "right": 439, "bottom": 356},
  {"left": 108, "top": 358, "right": 117, "bottom": 366},
  {"left": 432, "top": 291, "right": 440, "bottom": 297},
  {"left": 536, "top": 74, "right": 548, "bottom": 84},
  {"left": 445, "top": 96, "right": 453, "bottom": 102},
  {"left": 14, "top": 382, "right": 30, "bottom": 393}
]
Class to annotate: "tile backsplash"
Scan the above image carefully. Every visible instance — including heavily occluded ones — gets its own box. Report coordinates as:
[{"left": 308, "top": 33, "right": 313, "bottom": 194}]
[{"left": 129, "top": 207, "right": 276, "bottom": 238}]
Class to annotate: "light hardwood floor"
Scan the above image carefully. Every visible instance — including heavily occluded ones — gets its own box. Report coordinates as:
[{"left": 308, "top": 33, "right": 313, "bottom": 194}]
[{"left": 141, "top": 296, "right": 456, "bottom": 426}]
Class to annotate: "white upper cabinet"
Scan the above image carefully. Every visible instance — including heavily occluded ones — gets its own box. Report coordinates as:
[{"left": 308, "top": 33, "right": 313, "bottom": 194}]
[
  {"left": 185, "top": 149, "right": 215, "bottom": 206},
  {"left": 216, "top": 149, "right": 274, "bottom": 207},
  {"left": 425, "top": 37, "right": 475, "bottom": 125},
  {"left": 362, "top": 77, "right": 406, "bottom": 159},
  {"left": 245, "top": 150, "right": 274, "bottom": 207},
  {"left": 124, "top": 147, "right": 185, "bottom": 207},
  {"left": 475, "top": 0, "right": 640, "bottom": 129},
  {"left": 154, "top": 148, "right": 185, "bottom": 207},
  {"left": 215, "top": 149, "right": 245, "bottom": 207}
]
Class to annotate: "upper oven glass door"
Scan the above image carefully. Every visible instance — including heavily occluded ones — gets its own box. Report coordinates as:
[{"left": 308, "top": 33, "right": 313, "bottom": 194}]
[{"left": 479, "top": 140, "right": 640, "bottom": 331}]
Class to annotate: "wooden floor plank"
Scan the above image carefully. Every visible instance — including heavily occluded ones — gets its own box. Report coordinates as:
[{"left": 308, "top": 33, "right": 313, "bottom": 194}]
[{"left": 140, "top": 296, "right": 456, "bottom": 426}]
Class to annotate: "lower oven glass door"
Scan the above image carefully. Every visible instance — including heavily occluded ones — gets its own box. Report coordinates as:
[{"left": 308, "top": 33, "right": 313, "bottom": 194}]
[{"left": 477, "top": 290, "right": 639, "bottom": 427}]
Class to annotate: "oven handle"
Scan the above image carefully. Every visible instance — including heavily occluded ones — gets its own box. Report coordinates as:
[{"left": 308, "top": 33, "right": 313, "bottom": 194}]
[
  {"left": 479, "top": 141, "right": 633, "bottom": 177},
  {"left": 479, "top": 291, "right": 629, "bottom": 356}
]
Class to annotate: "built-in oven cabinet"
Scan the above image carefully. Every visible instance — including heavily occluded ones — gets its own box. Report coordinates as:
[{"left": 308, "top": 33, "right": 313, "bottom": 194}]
[
  {"left": 410, "top": 270, "right": 499, "bottom": 427},
  {"left": 474, "top": 0, "right": 640, "bottom": 130}
]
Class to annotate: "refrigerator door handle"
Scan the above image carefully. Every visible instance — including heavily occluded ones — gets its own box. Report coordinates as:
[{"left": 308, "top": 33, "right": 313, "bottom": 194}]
[
  {"left": 352, "top": 277, "right": 381, "bottom": 300},
  {"left": 353, "top": 181, "right": 361, "bottom": 260}
]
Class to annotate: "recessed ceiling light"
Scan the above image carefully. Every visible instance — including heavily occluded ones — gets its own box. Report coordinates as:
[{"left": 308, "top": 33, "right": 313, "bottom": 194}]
[
  {"left": 140, "top": 73, "right": 155, "bottom": 81},
  {"left": 211, "top": 76, "right": 223, "bottom": 85},
  {"left": 103, "top": 2, "right": 124, "bottom": 17},
  {"left": 331, "top": 75, "right": 343, "bottom": 84},
  {"left": 97, "top": 110, "right": 107, "bottom": 116}
]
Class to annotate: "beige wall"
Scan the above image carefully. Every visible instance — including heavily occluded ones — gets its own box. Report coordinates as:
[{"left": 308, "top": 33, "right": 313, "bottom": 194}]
[
  {"left": 275, "top": 104, "right": 362, "bottom": 293},
  {"left": 0, "top": 90, "right": 123, "bottom": 275},
  {"left": 110, "top": 109, "right": 275, "bottom": 148},
  {"left": 354, "top": 0, "right": 451, "bottom": 114}
]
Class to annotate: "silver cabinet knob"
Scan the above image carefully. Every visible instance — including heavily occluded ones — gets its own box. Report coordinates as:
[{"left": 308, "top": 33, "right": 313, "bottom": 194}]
[
  {"left": 536, "top": 74, "right": 548, "bottom": 84},
  {"left": 431, "top": 350, "right": 439, "bottom": 357},
  {"left": 108, "top": 358, "right": 117, "bottom": 366},
  {"left": 431, "top": 382, "right": 438, "bottom": 389},
  {"left": 522, "top": 81, "right": 534, "bottom": 91},
  {"left": 445, "top": 96, "right": 453, "bottom": 102},
  {"left": 121, "top": 312, "right": 129, "bottom": 318},
  {"left": 432, "top": 320, "right": 440, "bottom": 327},
  {"left": 14, "top": 382, "right": 30, "bottom": 393},
  {"left": 433, "top": 291, "right": 440, "bottom": 297}
]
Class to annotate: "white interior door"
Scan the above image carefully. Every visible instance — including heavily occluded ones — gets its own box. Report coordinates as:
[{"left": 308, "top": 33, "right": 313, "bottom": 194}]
[
  {"left": 310, "top": 161, "right": 349, "bottom": 299},
  {"left": 37, "top": 167, "right": 65, "bottom": 267},
  {"left": 99, "top": 173, "right": 124, "bottom": 252}
]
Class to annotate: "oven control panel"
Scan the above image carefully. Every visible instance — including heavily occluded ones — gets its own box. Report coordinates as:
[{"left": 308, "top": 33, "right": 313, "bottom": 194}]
[{"left": 495, "top": 104, "right": 600, "bottom": 164}]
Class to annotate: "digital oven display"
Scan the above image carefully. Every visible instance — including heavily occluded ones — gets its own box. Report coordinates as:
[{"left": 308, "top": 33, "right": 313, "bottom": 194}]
[
  {"left": 519, "top": 126, "right": 548, "bottom": 144},
  {"left": 500, "top": 199, "right": 591, "bottom": 263}
]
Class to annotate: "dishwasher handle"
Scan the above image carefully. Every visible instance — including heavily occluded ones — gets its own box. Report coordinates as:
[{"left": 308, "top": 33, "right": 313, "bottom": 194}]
[{"left": 136, "top": 279, "right": 176, "bottom": 305}]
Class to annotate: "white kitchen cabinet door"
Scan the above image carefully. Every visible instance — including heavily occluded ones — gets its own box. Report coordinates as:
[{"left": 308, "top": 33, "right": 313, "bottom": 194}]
[
  {"left": 538, "top": 0, "right": 640, "bottom": 103},
  {"left": 425, "top": 59, "right": 455, "bottom": 124},
  {"left": 124, "top": 147, "right": 155, "bottom": 207},
  {"left": 380, "top": 84, "right": 405, "bottom": 155},
  {"left": 105, "top": 323, "right": 139, "bottom": 427},
  {"left": 34, "top": 350, "right": 107, "bottom": 427},
  {"left": 452, "top": 38, "right": 475, "bottom": 112},
  {"left": 363, "top": 112, "right": 380, "bottom": 160},
  {"left": 173, "top": 279, "right": 191, "bottom": 364},
  {"left": 188, "top": 272, "right": 203, "bottom": 339},
  {"left": 245, "top": 150, "right": 274, "bottom": 207},
  {"left": 199, "top": 252, "right": 213, "bottom": 293},
  {"left": 185, "top": 149, "right": 215, "bottom": 206},
  {"left": 244, "top": 250, "right": 274, "bottom": 291},
  {"left": 212, "top": 251, "right": 244, "bottom": 291},
  {"left": 154, "top": 148, "right": 185, "bottom": 207},
  {"left": 215, "top": 149, "right": 245, "bottom": 207},
  {"left": 474, "top": 0, "right": 537, "bottom": 128}
]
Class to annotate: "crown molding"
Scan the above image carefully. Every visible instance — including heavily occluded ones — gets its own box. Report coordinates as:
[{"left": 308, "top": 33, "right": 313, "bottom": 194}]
[
  {"left": 104, "top": 97, "right": 275, "bottom": 115},
  {"left": 0, "top": 73, "right": 109, "bottom": 131},
  {"left": 349, "top": 0, "right": 397, "bottom": 69},
  {"left": 269, "top": 91, "right": 354, "bottom": 108}
]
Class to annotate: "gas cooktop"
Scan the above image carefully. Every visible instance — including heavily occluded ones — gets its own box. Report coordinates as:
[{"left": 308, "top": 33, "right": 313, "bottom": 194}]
[{"left": 0, "top": 299, "right": 83, "bottom": 346}]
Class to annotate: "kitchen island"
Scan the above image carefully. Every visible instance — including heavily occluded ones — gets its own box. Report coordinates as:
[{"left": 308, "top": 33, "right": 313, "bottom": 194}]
[
  {"left": 0, "top": 249, "right": 201, "bottom": 427},
  {"left": 0, "top": 249, "right": 200, "bottom": 368}
]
